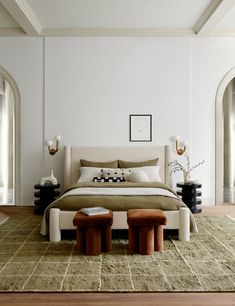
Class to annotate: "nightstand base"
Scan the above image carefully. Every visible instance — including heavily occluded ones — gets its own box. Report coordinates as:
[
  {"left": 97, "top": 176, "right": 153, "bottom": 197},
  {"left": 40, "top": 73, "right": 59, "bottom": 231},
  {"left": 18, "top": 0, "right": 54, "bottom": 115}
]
[{"left": 176, "top": 182, "right": 202, "bottom": 214}]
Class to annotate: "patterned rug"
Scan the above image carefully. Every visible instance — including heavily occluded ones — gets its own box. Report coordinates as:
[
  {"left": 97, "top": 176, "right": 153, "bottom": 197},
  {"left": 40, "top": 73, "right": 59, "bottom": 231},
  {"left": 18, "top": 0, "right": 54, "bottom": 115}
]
[
  {"left": 0, "top": 214, "right": 235, "bottom": 292},
  {"left": 0, "top": 212, "right": 8, "bottom": 226}
]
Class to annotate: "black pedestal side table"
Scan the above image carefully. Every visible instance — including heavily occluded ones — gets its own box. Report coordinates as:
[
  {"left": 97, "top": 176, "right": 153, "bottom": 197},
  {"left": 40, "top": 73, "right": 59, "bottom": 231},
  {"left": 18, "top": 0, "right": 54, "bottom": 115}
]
[
  {"left": 176, "top": 182, "right": 202, "bottom": 214},
  {"left": 34, "top": 183, "right": 60, "bottom": 214}
]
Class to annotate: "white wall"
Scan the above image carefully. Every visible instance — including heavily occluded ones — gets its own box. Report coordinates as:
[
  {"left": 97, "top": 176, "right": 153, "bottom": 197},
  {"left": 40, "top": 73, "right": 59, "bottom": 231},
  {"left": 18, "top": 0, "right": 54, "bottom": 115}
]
[
  {"left": 1, "top": 36, "right": 235, "bottom": 204},
  {"left": 191, "top": 38, "right": 235, "bottom": 204},
  {"left": 0, "top": 37, "right": 43, "bottom": 204},
  {"left": 44, "top": 37, "right": 190, "bottom": 191}
]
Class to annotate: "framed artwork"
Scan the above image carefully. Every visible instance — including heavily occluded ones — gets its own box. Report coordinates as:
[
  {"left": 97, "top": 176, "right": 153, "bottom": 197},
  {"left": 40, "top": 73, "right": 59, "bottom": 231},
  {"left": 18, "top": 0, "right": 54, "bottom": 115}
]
[{"left": 129, "top": 114, "right": 152, "bottom": 142}]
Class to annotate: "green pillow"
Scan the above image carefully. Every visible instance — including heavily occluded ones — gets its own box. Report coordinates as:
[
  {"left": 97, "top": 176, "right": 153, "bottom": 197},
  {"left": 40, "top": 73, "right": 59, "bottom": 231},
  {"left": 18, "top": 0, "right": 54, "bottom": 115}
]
[
  {"left": 118, "top": 158, "right": 159, "bottom": 168},
  {"left": 80, "top": 159, "right": 118, "bottom": 168}
]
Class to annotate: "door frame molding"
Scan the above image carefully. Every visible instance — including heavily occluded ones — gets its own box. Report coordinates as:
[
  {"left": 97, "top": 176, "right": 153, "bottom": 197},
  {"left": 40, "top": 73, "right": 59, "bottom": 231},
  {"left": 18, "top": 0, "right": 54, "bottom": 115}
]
[
  {"left": 0, "top": 66, "right": 21, "bottom": 204},
  {"left": 215, "top": 66, "right": 235, "bottom": 204}
]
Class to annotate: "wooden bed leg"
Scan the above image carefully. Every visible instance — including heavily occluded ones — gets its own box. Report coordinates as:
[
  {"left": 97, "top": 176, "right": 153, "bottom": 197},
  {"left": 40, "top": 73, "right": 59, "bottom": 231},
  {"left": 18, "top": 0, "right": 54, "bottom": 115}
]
[
  {"left": 49, "top": 208, "right": 61, "bottom": 242},
  {"left": 179, "top": 207, "right": 190, "bottom": 241}
]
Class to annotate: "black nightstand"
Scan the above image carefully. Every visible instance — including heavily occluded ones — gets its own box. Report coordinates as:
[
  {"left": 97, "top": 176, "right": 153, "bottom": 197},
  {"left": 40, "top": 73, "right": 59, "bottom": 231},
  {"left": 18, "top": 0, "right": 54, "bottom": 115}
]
[
  {"left": 176, "top": 182, "right": 202, "bottom": 214},
  {"left": 34, "top": 183, "right": 60, "bottom": 214}
]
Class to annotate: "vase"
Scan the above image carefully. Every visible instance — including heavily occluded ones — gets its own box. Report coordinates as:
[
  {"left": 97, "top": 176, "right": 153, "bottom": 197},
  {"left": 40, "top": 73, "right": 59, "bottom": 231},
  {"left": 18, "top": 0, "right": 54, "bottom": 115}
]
[
  {"left": 49, "top": 170, "right": 58, "bottom": 185},
  {"left": 39, "top": 169, "right": 58, "bottom": 186},
  {"left": 183, "top": 171, "right": 191, "bottom": 184}
]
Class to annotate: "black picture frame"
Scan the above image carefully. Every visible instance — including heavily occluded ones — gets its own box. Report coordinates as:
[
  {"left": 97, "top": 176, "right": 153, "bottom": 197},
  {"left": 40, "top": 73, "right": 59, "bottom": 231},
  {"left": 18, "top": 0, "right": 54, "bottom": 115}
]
[{"left": 129, "top": 114, "right": 152, "bottom": 142}]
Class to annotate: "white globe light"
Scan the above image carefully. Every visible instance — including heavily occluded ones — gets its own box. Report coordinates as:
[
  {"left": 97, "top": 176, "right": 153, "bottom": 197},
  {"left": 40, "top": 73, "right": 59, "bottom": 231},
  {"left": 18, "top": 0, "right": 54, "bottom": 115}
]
[
  {"left": 55, "top": 134, "right": 61, "bottom": 141},
  {"left": 47, "top": 140, "right": 53, "bottom": 146}
]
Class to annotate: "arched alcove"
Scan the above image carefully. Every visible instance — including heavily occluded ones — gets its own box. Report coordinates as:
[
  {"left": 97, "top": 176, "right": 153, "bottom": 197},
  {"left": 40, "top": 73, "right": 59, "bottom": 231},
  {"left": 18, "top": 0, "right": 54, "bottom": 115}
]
[
  {"left": 0, "top": 66, "right": 21, "bottom": 204},
  {"left": 215, "top": 67, "right": 235, "bottom": 205}
]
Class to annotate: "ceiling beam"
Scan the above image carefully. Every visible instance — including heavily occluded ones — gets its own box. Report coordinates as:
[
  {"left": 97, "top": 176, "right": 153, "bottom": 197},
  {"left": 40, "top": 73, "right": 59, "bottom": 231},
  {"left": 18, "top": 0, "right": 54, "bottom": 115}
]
[
  {"left": 0, "top": 0, "right": 42, "bottom": 35},
  {"left": 194, "top": 0, "right": 235, "bottom": 35},
  {"left": 42, "top": 27, "right": 194, "bottom": 37},
  {"left": 0, "top": 27, "right": 26, "bottom": 36}
]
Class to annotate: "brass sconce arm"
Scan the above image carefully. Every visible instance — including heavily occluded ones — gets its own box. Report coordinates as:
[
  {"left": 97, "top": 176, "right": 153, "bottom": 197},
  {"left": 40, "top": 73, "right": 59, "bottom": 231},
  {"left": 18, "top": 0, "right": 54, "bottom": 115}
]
[
  {"left": 175, "top": 136, "right": 187, "bottom": 155},
  {"left": 176, "top": 140, "right": 186, "bottom": 155}
]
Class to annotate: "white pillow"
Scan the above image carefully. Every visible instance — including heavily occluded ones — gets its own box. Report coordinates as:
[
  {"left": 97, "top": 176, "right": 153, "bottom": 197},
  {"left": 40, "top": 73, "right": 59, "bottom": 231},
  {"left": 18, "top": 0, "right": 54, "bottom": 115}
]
[
  {"left": 78, "top": 167, "right": 103, "bottom": 182},
  {"left": 127, "top": 166, "right": 161, "bottom": 182},
  {"left": 127, "top": 170, "right": 149, "bottom": 182}
]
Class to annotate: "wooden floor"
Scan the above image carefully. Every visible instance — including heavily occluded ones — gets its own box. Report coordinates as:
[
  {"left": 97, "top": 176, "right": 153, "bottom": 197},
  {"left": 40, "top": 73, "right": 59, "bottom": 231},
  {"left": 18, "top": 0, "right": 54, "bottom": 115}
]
[
  {"left": 0, "top": 292, "right": 234, "bottom": 306},
  {"left": 0, "top": 205, "right": 235, "bottom": 306}
]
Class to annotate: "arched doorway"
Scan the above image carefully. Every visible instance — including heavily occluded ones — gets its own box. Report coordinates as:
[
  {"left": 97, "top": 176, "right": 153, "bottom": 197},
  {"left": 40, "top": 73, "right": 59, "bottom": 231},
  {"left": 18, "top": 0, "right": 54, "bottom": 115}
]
[
  {"left": 0, "top": 67, "right": 21, "bottom": 205},
  {"left": 215, "top": 67, "right": 235, "bottom": 205}
]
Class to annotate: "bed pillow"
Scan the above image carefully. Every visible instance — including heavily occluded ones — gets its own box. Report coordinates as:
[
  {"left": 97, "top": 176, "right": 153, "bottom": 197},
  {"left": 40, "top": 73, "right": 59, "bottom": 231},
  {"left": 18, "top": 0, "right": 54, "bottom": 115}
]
[
  {"left": 126, "top": 166, "right": 161, "bottom": 182},
  {"left": 118, "top": 158, "right": 159, "bottom": 168},
  {"left": 93, "top": 177, "right": 125, "bottom": 183},
  {"left": 78, "top": 167, "right": 129, "bottom": 182},
  {"left": 80, "top": 159, "right": 118, "bottom": 168},
  {"left": 78, "top": 166, "right": 161, "bottom": 183},
  {"left": 101, "top": 168, "right": 131, "bottom": 179},
  {"left": 78, "top": 167, "right": 103, "bottom": 182},
  {"left": 127, "top": 170, "right": 149, "bottom": 182},
  {"left": 102, "top": 166, "right": 161, "bottom": 182}
]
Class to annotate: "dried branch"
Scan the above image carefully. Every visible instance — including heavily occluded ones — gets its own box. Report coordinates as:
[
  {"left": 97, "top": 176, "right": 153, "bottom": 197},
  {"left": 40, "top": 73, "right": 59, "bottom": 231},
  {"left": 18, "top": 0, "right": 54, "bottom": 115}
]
[
  {"left": 168, "top": 153, "right": 204, "bottom": 176},
  {"left": 189, "top": 160, "right": 205, "bottom": 172}
]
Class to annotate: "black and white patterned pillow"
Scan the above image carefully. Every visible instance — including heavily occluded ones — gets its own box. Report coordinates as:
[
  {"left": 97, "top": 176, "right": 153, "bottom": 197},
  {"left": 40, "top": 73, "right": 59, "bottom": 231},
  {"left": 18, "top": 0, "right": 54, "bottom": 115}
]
[
  {"left": 100, "top": 168, "right": 131, "bottom": 178},
  {"left": 93, "top": 177, "right": 126, "bottom": 183}
]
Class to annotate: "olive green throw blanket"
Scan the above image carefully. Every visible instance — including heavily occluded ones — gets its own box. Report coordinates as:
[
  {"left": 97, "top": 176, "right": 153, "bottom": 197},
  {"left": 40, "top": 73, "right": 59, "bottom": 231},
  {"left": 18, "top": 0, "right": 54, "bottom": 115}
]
[
  {"left": 0, "top": 215, "right": 235, "bottom": 292},
  {"left": 45, "top": 181, "right": 183, "bottom": 215}
]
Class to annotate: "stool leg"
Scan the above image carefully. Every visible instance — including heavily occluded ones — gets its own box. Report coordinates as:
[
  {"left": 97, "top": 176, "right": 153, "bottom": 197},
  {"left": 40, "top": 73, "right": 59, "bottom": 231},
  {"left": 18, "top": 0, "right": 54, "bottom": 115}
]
[
  {"left": 101, "top": 226, "right": 112, "bottom": 252},
  {"left": 155, "top": 225, "right": 164, "bottom": 252},
  {"left": 139, "top": 225, "right": 154, "bottom": 255},
  {"left": 86, "top": 227, "right": 101, "bottom": 256},
  {"left": 75, "top": 227, "right": 85, "bottom": 253},
  {"left": 128, "top": 225, "right": 139, "bottom": 253}
]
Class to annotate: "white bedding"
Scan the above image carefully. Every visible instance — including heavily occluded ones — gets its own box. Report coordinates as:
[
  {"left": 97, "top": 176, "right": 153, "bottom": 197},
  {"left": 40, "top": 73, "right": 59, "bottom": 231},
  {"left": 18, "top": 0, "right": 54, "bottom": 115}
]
[{"left": 59, "top": 187, "right": 178, "bottom": 199}]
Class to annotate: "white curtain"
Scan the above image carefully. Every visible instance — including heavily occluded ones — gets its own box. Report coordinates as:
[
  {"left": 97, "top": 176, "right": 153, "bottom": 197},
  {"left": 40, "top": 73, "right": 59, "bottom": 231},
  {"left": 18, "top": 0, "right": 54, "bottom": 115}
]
[
  {"left": 0, "top": 76, "right": 14, "bottom": 189},
  {"left": 223, "top": 79, "right": 235, "bottom": 188}
]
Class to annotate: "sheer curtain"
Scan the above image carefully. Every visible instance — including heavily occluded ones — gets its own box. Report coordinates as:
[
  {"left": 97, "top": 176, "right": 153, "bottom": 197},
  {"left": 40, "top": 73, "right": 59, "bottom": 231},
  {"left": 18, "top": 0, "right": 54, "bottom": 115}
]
[
  {"left": 0, "top": 76, "right": 14, "bottom": 191},
  {"left": 223, "top": 79, "right": 235, "bottom": 189}
]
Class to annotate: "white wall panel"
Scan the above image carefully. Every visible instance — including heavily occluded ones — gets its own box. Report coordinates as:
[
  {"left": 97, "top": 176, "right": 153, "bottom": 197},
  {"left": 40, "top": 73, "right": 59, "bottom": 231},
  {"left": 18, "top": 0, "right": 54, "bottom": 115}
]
[{"left": 0, "top": 37, "right": 43, "bottom": 204}]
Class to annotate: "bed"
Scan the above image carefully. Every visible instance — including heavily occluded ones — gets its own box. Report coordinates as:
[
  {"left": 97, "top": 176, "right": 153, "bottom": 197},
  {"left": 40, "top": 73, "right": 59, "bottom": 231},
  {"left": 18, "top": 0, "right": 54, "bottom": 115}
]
[{"left": 41, "top": 145, "right": 195, "bottom": 242}]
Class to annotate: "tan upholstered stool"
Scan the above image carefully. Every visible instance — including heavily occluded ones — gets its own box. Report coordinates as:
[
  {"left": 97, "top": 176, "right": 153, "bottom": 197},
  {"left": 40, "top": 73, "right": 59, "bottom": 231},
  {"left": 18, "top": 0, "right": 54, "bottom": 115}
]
[
  {"left": 127, "top": 209, "right": 167, "bottom": 255},
  {"left": 73, "top": 211, "right": 113, "bottom": 256}
]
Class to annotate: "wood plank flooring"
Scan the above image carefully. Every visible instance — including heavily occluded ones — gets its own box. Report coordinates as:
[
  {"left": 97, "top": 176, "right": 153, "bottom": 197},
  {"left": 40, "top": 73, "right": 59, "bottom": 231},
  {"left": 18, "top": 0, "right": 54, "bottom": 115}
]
[
  {"left": 0, "top": 205, "right": 234, "bottom": 306},
  {"left": 0, "top": 292, "right": 234, "bottom": 306}
]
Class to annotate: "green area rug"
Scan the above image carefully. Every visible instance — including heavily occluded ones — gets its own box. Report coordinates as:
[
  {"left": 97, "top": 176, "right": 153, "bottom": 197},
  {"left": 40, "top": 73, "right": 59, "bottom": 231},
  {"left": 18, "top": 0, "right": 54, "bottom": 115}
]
[
  {"left": 0, "top": 214, "right": 235, "bottom": 292},
  {"left": 0, "top": 213, "right": 8, "bottom": 226}
]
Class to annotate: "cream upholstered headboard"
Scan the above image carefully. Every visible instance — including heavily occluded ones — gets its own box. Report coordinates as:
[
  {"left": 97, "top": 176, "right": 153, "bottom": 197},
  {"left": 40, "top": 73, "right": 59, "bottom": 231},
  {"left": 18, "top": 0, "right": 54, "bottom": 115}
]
[{"left": 64, "top": 146, "right": 171, "bottom": 190}]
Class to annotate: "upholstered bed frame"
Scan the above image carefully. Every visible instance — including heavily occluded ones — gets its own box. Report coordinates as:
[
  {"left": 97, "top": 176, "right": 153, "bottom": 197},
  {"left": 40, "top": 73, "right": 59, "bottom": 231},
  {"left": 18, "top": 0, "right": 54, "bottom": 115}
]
[{"left": 49, "top": 146, "right": 190, "bottom": 242}]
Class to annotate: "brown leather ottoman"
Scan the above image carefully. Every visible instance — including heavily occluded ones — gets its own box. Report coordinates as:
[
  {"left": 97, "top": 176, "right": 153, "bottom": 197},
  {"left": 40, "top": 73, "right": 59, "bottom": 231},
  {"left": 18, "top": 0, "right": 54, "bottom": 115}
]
[
  {"left": 127, "top": 209, "right": 167, "bottom": 255},
  {"left": 73, "top": 211, "right": 113, "bottom": 256}
]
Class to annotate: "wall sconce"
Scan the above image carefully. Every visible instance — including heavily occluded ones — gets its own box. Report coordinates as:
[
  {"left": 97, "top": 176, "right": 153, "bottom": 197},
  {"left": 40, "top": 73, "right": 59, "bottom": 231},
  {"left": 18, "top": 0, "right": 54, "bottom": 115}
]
[
  {"left": 47, "top": 135, "right": 61, "bottom": 155},
  {"left": 175, "top": 135, "right": 187, "bottom": 155}
]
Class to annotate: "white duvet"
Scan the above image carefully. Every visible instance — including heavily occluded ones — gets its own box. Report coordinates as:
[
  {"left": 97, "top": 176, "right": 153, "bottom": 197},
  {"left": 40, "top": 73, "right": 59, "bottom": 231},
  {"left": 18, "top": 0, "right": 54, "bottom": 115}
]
[{"left": 59, "top": 187, "right": 178, "bottom": 199}]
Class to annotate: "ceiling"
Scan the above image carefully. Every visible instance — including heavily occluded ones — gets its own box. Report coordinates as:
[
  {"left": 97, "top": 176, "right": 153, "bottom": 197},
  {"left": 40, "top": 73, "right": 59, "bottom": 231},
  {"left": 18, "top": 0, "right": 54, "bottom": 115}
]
[{"left": 1, "top": 0, "right": 235, "bottom": 36}]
